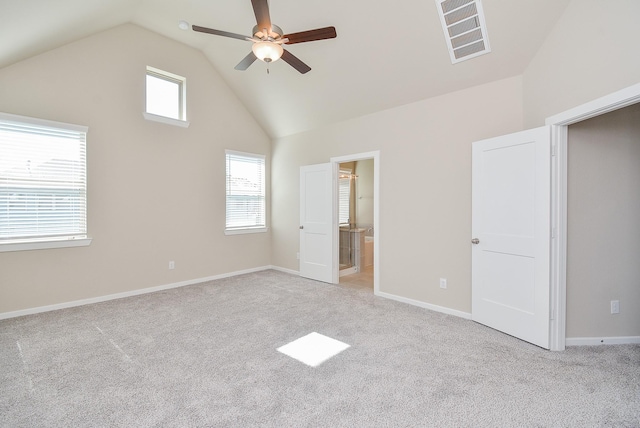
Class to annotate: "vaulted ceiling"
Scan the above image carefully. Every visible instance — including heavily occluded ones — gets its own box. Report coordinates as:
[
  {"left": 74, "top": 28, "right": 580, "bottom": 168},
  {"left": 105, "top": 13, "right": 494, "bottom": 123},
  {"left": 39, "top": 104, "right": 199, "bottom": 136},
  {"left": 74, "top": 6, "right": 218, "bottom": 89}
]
[{"left": 1, "top": 0, "right": 571, "bottom": 138}]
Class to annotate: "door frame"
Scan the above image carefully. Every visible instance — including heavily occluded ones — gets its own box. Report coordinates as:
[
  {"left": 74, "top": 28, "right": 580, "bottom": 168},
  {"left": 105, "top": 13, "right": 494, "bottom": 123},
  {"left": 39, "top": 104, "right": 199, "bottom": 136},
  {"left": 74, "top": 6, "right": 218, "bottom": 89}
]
[
  {"left": 329, "top": 151, "right": 380, "bottom": 294},
  {"left": 546, "top": 83, "right": 640, "bottom": 351}
]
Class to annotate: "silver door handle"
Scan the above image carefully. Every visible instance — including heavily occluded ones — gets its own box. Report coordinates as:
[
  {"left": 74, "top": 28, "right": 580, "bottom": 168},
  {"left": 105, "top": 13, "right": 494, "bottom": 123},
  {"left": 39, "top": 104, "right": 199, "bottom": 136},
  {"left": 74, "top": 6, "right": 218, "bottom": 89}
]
[
  {"left": 299, "top": 225, "right": 304, "bottom": 229},
  {"left": 471, "top": 238, "right": 480, "bottom": 244}
]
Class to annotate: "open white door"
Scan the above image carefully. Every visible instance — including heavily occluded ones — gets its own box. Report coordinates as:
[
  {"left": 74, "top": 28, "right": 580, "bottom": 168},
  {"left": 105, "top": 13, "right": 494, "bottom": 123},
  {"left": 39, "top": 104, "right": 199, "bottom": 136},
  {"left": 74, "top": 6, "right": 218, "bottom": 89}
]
[
  {"left": 299, "top": 163, "right": 335, "bottom": 283},
  {"left": 472, "top": 126, "right": 551, "bottom": 349}
]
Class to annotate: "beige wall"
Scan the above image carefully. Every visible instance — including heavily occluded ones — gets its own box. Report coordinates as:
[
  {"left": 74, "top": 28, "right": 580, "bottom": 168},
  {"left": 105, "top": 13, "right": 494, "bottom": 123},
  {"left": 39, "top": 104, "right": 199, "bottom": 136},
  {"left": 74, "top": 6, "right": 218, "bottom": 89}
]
[
  {"left": 523, "top": 0, "right": 640, "bottom": 127},
  {"left": 566, "top": 103, "right": 640, "bottom": 337},
  {"left": 271, "top": 76, "right": 524, "bottom": 313},
  {"left": 0, "top": 24, "right": 271, "bottom": 314}
]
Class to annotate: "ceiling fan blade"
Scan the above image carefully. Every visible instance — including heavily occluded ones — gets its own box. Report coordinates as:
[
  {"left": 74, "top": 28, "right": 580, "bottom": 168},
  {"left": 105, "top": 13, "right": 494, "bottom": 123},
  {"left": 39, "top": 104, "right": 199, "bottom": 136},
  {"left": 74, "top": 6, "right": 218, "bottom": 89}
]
[
  {"left": 235, "top": 52, "right": 258, "bottom": 71},
  {"left": 192, "top": 25, "right": 250, "bottom": 41},
  {"left": 281, "top": 49, "right": 311, "bottom": 74},
  {"left": 251, "top": 0, "right": 272, "bottom": 32},
  {"left": 283, "top": 26, "right": 337, "bottom": 45}
]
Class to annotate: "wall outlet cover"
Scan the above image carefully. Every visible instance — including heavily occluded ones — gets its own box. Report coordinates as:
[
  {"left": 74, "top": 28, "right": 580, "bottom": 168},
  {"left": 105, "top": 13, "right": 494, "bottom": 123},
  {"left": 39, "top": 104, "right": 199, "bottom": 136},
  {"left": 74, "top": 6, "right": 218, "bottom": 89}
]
[{"left": 611, "top": 300, "right": 620, "bottom": 314}]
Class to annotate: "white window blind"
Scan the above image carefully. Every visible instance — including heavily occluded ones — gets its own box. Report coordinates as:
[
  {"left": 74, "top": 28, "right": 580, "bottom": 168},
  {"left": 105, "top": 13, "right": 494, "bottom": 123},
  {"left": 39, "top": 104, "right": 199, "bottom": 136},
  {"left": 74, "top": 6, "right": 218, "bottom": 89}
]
[
  {"left": 225, "top": 150, "right": 265, "bottom": 231},
  {"left": 338, "top": 169, "right": 351, "bottom": 225},
  {"left": 0, "top": 112, "right": 87, "bottom": 244}
]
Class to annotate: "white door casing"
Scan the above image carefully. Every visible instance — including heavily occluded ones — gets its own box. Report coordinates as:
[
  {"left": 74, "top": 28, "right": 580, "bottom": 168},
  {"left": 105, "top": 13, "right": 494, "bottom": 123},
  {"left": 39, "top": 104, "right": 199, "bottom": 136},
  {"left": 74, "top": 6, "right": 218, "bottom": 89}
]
[
  {"left": 546, "top": 83, "right": 640, "bottom": 351},
  {"left": 472, "top": 126, "right": 551, "bottom": 349},
  {"left": 299, "top": 163, "right": 335, "bottom": 283}
]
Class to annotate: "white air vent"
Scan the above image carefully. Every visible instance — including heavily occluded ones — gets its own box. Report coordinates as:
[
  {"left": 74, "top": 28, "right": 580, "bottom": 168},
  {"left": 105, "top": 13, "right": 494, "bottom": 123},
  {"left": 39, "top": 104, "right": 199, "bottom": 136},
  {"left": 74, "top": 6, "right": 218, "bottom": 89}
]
[{"left": 436, "top": 0, "right": 491, "bottom": 64}]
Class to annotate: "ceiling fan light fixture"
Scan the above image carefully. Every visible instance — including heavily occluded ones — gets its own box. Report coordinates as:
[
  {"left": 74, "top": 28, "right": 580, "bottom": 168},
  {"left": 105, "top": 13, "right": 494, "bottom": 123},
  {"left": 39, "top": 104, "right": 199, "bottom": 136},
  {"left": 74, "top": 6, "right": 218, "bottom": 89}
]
[{"left": 252, "top": 41, "right": 283, "bottom": 63}]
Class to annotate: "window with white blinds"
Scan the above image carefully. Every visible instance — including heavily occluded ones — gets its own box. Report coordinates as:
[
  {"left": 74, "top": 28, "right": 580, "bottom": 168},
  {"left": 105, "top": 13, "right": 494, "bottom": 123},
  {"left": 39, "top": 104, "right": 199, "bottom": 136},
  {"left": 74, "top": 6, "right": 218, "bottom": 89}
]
[
  {"left": 338, "top": 169, "right": 351, "bottom": 225},
  {"left": 0, "top": 112, "right": 88, "bottom": 245},
  {"left": 225, "top": 150, "right": 266, "bottom": 233}
]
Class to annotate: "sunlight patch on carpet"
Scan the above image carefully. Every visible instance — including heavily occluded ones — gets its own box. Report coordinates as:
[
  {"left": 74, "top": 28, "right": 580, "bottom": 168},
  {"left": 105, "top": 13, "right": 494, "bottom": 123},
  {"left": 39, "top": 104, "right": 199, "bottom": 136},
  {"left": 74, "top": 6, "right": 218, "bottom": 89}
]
[{"left": 277, "top": 332, "right": 350, "bottom": 367}]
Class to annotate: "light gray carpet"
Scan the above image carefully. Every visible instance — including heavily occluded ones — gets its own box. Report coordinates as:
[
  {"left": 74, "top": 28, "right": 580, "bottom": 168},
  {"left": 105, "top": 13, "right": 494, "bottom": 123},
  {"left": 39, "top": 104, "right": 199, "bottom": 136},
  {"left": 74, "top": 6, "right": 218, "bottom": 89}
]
[{"left": 1, "top": 270, "right": 638, "bottom": 427}]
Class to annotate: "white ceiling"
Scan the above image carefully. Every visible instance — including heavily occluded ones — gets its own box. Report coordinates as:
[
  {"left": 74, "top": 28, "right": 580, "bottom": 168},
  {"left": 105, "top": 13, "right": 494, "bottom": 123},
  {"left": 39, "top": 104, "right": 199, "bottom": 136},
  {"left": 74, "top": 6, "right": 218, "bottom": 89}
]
[{"left": 1, "top": 0, "right": 571, "bottom": 138}]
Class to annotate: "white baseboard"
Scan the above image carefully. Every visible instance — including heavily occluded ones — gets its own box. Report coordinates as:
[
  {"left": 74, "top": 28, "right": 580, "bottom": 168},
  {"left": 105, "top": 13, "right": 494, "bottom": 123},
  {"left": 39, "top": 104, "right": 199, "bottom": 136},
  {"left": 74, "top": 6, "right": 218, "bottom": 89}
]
[
  {"left": 269, "top": 265, "right": 299, "bottom": 276},
  {"left": 0, "top": 266, "right": 474, "bottom": 323},
  {"left": 273, "top": 268, "right": 472, "bottom": 321},
  {"left": 0, "top": 265, "right": 275, "bottom": 321},
  {"left": 565, "top": 336, "right": 640, "bottom": 346},
  {"left": 375, "top": 290, "right": 472, "bottom": 320}
]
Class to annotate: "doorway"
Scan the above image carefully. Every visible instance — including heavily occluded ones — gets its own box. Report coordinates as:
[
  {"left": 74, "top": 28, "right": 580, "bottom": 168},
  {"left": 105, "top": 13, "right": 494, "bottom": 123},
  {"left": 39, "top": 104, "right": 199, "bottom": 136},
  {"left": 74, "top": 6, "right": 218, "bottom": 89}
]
[
  {"left": 331, "top": 151, "right": 380, "bottom": 293},
  {"left": 546, "top": 82, "right": 640, "bottom": 350},
  {"left": 469, "top": 84, "right": 640, "bottom": 351},
  {"left": 564, "top": 103, "right": 640, "bottom": 344}
]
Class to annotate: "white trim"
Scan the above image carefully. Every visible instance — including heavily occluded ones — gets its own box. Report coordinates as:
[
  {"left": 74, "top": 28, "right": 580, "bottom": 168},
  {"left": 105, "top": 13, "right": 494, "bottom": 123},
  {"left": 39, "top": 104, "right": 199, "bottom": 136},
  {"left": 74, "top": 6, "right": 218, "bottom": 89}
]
[
  {"left": 270, "top": 265, "right": 299, "bottom": 276},
  {"left": 0, "top": 264, "right": 474, "bottom": 322},
  {"left": 330, "top": 151, "right": 380, "bottom": 295},
  {"left": 223, "top": 265, "right": 472, "bottom": 323},
  {"left": 225, "top": 149, "right": 266, "bottom": 160},
  {"left": 0, "top": 111, "right": 87, "bottom": 133},
  {"left": 224, "top": 227, "right": 268, "bottom": 235},
  {"left": 376, "top": 290, "right": 472, "bottom": 320},
  {"left": 566, "top": 336, "right": 640, "bottom": 346},
  {"left": 145, "top": 65, "right": 187, "bottom": 123},
  {"left": 0, "top": 112, "right": 89, "bottom": 247},
  {"left": 0, "top": 265, "right": 273, "bottom": 321},
  {"left": 546, "top": 83, "right": 640, "bottom": 351},
  {"left": 548, "top": 124, "right": 568, "bottom": 352},
  {"left": 0, "top": 237, "right": 92, "bottom": 253},
  {"left": 225, "top": 149, "right": 267, "bottom": 232},
  {"left": 545, "top": 83, "right": 640, "bottom": 126},
  {"left": 142, "top": 112, "right": 190, "bottom": 128}
]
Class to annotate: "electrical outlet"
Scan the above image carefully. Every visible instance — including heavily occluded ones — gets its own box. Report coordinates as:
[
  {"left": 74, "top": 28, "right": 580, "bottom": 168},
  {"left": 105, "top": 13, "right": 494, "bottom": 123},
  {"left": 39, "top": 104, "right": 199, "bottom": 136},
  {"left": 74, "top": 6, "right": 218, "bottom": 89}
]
[
  {"left": 169, "top": 261, "right": 175, "bottom": 270},
  {"left": 611, "top": 300, "right": 619, "bottom": 314},
  {"left": 439, "top": 278, "right": 447, "bottom": 289},
  {"left": 296, "top": 252, "right": 300, "bottom": 260}
]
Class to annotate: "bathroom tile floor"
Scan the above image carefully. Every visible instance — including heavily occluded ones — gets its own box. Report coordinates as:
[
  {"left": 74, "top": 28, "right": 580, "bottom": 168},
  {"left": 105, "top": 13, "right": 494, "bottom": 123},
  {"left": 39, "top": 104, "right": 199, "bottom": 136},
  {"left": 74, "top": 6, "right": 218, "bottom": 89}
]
[{"left": 339, "top": 266, "right": 373, "bottom": 290}]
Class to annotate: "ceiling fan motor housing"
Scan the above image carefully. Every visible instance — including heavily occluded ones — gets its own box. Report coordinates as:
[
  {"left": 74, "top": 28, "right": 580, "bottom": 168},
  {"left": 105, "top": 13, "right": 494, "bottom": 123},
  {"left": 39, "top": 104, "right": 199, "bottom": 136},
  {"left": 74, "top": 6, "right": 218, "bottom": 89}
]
[{"left": 253, "top": 24, "right": 283, "bottom": 41}]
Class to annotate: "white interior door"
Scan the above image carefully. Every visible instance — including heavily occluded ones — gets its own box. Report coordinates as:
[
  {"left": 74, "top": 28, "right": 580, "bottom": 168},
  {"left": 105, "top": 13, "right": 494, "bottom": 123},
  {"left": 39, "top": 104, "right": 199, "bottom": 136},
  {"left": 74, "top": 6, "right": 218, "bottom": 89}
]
[
  {"left": 472, "top": 126, "right": 551, "bottom": 349},
  {"left": 299, "top": 163, "right": 336, "bottom": 283}
]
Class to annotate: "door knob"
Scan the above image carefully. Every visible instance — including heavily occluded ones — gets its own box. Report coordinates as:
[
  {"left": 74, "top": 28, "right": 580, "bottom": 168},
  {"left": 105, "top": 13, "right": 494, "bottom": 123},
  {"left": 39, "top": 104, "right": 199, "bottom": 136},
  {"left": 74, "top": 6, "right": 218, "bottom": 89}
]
[
  {"left": 471, "top": 238, "right": 480, "bottom": 244},
  {"left": 299, "top": 225, "right": 304, "bottom": 229}
]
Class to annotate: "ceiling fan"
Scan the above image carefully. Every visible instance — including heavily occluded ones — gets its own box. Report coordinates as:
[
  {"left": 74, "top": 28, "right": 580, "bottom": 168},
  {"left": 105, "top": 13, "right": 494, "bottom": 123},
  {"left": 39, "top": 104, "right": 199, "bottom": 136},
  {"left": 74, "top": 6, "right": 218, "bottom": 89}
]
[{"left": 192, "top": 0, "right": 336, "bottom": 74}]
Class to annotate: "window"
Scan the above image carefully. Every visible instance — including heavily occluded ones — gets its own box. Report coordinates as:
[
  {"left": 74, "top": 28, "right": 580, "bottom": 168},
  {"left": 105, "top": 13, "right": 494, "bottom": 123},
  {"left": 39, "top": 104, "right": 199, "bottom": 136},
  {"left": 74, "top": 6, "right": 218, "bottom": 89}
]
[
  {"left": 225, "top": 150, "right": 266, "bottom": 234},
  {"left": 0, "top": 112, "right": 90, "bottom": 252},
  {"left": 144, "top": 66, "right": 189, "bottom": 128},
  {"left": 338, "top": 169, "right": 351, "bottom": 225}
]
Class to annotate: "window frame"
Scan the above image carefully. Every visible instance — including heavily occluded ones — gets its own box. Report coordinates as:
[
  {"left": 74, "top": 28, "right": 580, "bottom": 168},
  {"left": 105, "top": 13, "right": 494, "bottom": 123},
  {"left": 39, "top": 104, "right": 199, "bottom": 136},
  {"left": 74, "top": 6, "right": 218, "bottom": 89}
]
[
  {"left": 224, "top": 150, "right": 267, "bottom": 235},
  {"left": 0, "top": 112, "right": 92, "bottom": 253},
  {"left": 143, "top": 66, "right": 190, "bottom": 128},
  {"left": 338, "top": 169, "right": 352, "bottom": 226}
]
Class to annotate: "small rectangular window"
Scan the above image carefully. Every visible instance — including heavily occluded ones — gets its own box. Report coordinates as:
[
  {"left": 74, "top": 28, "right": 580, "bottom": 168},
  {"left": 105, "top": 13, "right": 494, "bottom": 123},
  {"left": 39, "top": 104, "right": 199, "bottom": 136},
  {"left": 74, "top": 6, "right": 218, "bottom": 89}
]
[
  {"left": 225, "top": 150, "right": 266, "bottom": 234},
  {"left": 0, "top": 112, "right": 89, "bottom": 250},
  {"left": 144, "top": 66, "right": 189, "bottom": 127}
]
